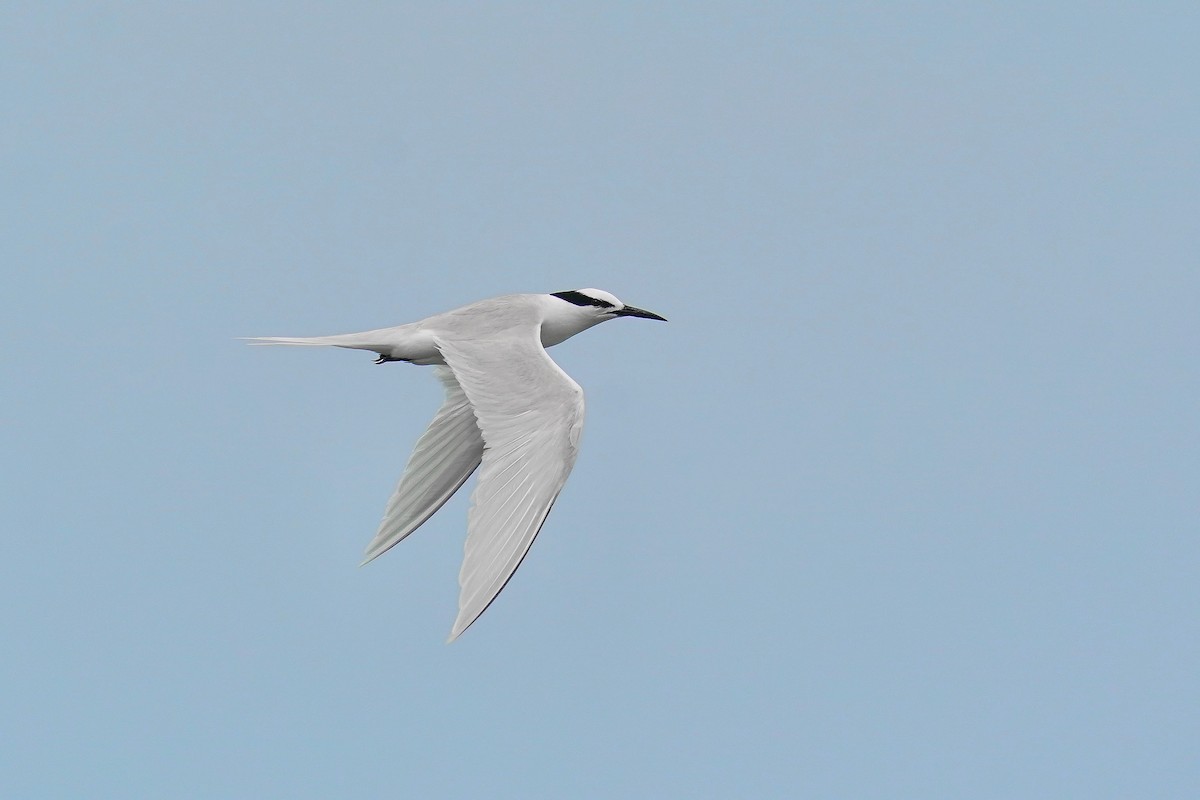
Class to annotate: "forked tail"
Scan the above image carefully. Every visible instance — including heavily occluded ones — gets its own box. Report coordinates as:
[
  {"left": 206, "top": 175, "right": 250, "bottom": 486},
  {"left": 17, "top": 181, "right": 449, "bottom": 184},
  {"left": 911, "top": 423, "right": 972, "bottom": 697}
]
[
  {"left": 242, "top": 332, "right": 391, "bottom": 355},
  {"left": 243, "top": 335, "right": 349, "bottom": 347}
]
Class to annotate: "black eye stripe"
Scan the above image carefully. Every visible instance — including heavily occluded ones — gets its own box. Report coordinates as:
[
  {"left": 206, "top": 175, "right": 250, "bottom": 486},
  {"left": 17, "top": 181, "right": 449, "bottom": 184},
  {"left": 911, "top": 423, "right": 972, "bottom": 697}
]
[{"left": 552, "top": 290, "right": 615, "bottom": 309}]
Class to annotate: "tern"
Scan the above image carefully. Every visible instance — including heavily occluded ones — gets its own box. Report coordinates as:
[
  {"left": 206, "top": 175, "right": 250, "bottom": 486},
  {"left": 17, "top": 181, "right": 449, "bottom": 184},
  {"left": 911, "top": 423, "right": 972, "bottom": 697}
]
[{"left": 249, "top": 289, "right": 666, "bottom": 640}]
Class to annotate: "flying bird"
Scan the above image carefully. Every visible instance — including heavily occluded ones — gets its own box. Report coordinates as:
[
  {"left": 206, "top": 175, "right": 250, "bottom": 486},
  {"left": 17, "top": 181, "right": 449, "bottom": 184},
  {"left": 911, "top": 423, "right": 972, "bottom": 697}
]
[{"left": 248, "top": 289, "right": 666, "bottom": 640}]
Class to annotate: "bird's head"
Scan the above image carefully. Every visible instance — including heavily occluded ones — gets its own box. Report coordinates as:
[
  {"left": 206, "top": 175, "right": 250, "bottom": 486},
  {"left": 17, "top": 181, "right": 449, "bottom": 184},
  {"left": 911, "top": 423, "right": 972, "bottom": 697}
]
[
  {"left": 539, "top": 288, "right": 666, "bottom": 348},
  {"left": 550, "top": 289, "right": 667, "bottom": 322}
]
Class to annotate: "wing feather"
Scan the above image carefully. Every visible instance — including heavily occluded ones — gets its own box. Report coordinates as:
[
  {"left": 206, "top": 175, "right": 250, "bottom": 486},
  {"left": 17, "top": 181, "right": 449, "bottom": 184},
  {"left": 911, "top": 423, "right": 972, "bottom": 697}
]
[
  {"left": 360, "top": 367, "right": 484, "bottom": 565},
  {"left": 437, "top": 330, "right": 585, "bottom": 641}
]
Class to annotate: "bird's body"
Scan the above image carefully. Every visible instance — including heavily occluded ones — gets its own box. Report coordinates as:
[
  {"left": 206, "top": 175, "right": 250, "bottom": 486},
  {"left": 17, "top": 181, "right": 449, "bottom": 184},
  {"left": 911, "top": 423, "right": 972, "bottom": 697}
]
[
  {"left": 248, "top": 293, "right": 623, "bottom": 365},
  {"left": 249, "top": 289, "right": 665, "bottom": 640}
]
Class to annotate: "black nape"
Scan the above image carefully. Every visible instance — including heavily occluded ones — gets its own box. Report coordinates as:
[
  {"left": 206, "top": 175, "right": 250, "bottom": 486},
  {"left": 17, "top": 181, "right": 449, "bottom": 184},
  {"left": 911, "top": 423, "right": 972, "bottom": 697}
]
[{"left": 551, "top": 290, "right": 615, "bottom": 309}]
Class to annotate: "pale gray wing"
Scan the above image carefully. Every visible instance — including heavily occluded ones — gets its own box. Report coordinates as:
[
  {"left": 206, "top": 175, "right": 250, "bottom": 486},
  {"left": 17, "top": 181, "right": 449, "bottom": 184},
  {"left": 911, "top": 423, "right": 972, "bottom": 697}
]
[
  {"left": 360, "top": 366, "right": 484, "bottom": 565},
  {"left": 437, "top": 331, "right": 585, "bottom": 641}
]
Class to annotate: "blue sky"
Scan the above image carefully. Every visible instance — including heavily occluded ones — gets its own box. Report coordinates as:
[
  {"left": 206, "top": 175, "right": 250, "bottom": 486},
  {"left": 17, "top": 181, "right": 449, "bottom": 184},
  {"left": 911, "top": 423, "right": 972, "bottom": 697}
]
[{"left": 3, "top": 3, "right": 1197, "bottom": 797}]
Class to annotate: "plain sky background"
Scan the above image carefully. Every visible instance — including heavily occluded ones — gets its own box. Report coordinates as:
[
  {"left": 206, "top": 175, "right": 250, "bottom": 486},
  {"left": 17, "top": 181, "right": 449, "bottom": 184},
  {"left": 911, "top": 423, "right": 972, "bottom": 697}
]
[{"left": 3, "top": 3, "right": 1197, "bottom": 797}]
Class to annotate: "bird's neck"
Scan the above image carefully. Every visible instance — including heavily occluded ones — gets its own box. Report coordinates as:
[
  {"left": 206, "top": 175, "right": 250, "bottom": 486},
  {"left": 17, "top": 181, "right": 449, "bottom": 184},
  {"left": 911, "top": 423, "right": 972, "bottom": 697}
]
[{"left": 539, "top": 311, "right": 604, "bottom": 348}]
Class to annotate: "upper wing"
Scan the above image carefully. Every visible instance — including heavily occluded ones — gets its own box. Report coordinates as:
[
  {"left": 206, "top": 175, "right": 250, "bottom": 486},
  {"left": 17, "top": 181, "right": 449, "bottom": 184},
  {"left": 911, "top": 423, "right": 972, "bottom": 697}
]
[
  {"left": 360, "top": 366, "right": 484, "bottom": 565},
  {"left": 437, "top": 330, "right": 585, "bottom": 641}
]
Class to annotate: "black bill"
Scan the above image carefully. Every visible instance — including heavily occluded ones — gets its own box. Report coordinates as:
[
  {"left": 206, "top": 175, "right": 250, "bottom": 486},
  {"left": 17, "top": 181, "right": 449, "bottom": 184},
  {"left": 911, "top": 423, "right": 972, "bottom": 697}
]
[{"left": 614, "top": 305, "right": 667, "bottom": 321}]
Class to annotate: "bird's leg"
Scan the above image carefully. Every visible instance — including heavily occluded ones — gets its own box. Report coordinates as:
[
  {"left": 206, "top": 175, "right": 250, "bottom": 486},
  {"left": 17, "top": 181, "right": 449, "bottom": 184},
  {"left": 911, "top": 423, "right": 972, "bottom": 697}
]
[{"left": 374, "top": 354, "right": 409, "bottom": 365}]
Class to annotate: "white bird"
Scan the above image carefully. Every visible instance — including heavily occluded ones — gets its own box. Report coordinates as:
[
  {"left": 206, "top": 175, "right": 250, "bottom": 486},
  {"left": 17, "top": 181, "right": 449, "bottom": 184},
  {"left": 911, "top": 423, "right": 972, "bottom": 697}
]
[{"left": 248, "top": 289, "right": 666, "bottom": 640}]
